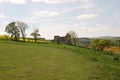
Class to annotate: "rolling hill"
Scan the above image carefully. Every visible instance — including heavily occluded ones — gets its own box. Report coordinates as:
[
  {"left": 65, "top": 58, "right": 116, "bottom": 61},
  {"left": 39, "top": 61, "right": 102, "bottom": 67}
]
[{"left": 0, "top": 40, "right": 120, "bottom": 80}]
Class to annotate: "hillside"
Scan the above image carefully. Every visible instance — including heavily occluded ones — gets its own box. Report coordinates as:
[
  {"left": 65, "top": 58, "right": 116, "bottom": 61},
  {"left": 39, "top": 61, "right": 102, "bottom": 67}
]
[{"left": 0, "top": 40, "right": 120, "bottom": 80}]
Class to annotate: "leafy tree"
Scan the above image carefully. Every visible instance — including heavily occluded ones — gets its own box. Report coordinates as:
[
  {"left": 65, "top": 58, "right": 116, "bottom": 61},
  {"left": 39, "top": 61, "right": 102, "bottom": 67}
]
[
  {"left": 30, "top": 28, "right": 40, "bottom": 43},
  {"left": 5, "top": 22, "right": 20, "bottom": 41},
  {"left": 55, "top": 36, "right": 60, "bottom": 45},
  {"left": 56, "top": 38, "right": 60, "bottom": 45},
  {"left": 16, "top": 21, "right": 28, "bottom": 42},
  {"left": 91, "top": 39, "right": 111, "bottom": 51},
  {"left": 65, "top": 31, "right": 79, "bottom": 46},
  {"left": 65, "top": 33, "right": 72, "bottom": 45}
]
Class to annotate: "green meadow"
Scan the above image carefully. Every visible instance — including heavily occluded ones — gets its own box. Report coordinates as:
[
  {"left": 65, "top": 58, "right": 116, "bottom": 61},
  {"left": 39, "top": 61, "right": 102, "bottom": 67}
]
[{"left": 0, "top": 40, "right": 120, "bottom": 80}]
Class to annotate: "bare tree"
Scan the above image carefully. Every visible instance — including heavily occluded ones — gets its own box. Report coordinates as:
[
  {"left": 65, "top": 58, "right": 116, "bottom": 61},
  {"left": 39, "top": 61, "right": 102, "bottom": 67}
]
[
  {"left": 16, "top": 21, "right": 28, "bottom": 42},
  {"left": 65, "top": 31, "right": 79, "bottom": 46},
  {"left": 30, "top": 28, "right": 40, "bottom": 43}
]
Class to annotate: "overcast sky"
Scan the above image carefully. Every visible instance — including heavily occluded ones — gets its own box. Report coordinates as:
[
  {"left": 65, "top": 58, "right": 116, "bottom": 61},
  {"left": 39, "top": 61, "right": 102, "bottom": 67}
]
[{"left": 0, "top": 0, "right": 120, "bottom": 39}]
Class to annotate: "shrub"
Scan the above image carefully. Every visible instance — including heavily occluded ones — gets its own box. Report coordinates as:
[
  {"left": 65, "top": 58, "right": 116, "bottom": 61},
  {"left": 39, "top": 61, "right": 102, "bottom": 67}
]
[{"left": 91, "top": 39, "right": 111, "bottom": 52}]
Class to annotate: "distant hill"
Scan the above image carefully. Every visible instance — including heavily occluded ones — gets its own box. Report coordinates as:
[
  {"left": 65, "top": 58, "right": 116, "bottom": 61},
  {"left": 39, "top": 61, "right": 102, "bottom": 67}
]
[
  {"left": 93, "top": 36, "right": 120, "bottom": 40},
  {"left": 78, "top": 36, "right": 120, "bottom": 47},
  {"left": 95, "top": 36, "right": 114, "bottom": 39}
]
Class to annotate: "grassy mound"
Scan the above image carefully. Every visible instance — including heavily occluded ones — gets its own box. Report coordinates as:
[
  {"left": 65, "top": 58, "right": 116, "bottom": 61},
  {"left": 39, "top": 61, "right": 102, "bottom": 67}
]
[{"left": 0, "top": 40, "right": 120, "bottom": 80}]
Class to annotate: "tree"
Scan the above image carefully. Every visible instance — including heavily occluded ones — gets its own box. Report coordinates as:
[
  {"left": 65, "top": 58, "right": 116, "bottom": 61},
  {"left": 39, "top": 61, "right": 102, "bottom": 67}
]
[
  {"left": 5, "top": 22, "right": 20, "bottom": 41},
  {"left": 65, "top": 33, "right": 72, "bottom": 45},
  {"left": 16, "top": 21, "right": 28, "bottom": 42},
  {"left": 65, "top": 31, "right": 79, "bottom": 46},
  {"left": 54, "top": 36, "right": 60, "bottom": 45},
  {"left": 91, "top": 39, "right": 111, "bottom": 51},
  {"left": 30, "top": 28, "right": 40, "bottom": 43}
]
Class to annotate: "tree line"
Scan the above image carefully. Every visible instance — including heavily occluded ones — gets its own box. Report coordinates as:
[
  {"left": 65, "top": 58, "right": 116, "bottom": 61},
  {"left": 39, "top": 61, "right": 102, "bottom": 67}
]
[
  {"left": 5, "top": 21, "right": 40, "bottom": 43},
  {"left": 4, "top": 21, "right": 112, "bottom": 52}
]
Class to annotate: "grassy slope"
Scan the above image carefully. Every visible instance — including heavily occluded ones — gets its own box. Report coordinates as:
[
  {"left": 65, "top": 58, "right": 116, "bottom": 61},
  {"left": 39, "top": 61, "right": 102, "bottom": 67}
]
[{"left": 0, "top": 40, "right": 120, "bottom": 80}]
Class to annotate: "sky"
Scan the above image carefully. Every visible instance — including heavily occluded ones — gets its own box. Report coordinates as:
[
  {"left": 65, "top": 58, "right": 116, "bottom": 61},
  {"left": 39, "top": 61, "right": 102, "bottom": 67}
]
[{"left": 0, "top": 0, "right": 120, "bottom": 39}]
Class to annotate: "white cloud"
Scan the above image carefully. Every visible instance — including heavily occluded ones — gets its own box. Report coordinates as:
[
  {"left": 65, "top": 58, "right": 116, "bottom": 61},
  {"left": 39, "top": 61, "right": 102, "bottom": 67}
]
[
  {"left": 3, "top": 21, "right": 9, "bottom": 24},
  {"left": 34, "top": 10, "right": 49, "bottom": 16},
  {"left": 49, "top": 11, "right": 60, "bottom": 16},
  {"left": 0, "top": 13, "right": 6, "bottom": 18},
  {"left": 71, "top": 25, "right": 119, "bottom": 38},
  {"left": 38, "top": 24, "right": 120, "bottom": 39},
  {"left": 81, "top": 0, "right": 90, "bottom": 3},
  {"left": 32, "top": 0, "right": 76, "bottom": 4},
  {"left": 77, "top": 14, "right": 97, "bottom": 19},
  {"left": 80, "top": 0, "right": 95, "bottom": 11},
  {"left": 8, "top": 0, "right": 26, "bottom": 4},
  {"left": 34, "top": 10, "right": 60, "bottom": 16},
  {"left": 96, "top": 24, "right": 101, "bottom": 26},
  {"left": 114, "top": 15, "right": 119, "bottom": 18},
  {"left": 96, "top": 8, "right": 104, "bottom": 13},
  {"left": 0, "top": 0, "right": 3, "bottom": 2},
  {"left": 0, "top": 0, "right": 26, "bottom": 4},
  {"left": 21, "top": 10, "right": 60, "bottom": 23},
  {"left": 81, "top": 4, "right": 94, "bottom": 10},
  {"left": 57, "top": 0, "right": 95, "bottom": 14}
]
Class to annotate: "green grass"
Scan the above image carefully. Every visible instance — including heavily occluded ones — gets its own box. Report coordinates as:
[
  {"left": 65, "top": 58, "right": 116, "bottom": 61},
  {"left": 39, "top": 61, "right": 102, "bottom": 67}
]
[{"left": 0, "top": 40, "right": 120, "bottom": 80}]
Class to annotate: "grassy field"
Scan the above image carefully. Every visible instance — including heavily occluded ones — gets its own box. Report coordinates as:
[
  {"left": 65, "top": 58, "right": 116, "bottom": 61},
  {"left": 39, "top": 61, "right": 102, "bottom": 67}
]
[{"left": 0, "top": 40, "right": 120, "bottom": 80}]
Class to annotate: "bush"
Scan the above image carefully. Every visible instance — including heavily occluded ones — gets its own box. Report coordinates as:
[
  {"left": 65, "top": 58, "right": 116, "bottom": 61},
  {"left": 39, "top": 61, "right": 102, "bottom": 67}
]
[{"left": 91, "top": 39, "right": 111, "bottom": 52}]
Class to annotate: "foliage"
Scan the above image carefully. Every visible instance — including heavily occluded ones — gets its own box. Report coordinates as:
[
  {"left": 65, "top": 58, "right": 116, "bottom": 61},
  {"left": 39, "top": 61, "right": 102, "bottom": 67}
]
[
  {"left": 91, "top": 39, "right": 111, "bottom": 51},
  {"left": 54, "top": 36, "right": 60, "bottom": 45},
  {"left": 5, "top": 22, "right": 20, "bottom": 41},
  {"left": 30, "top": 28, "right": 40, "bottom": 43}
]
